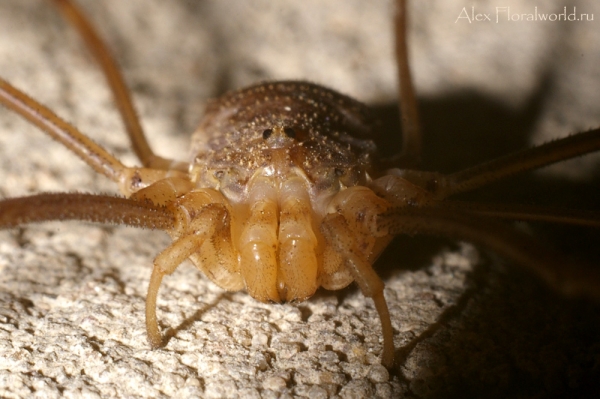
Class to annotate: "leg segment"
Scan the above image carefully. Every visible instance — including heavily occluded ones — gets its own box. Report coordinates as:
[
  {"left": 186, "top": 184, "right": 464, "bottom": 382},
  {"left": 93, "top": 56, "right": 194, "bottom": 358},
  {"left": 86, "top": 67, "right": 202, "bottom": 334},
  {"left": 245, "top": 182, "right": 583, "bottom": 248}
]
[
  {"left": 48, "top": 0, "right": 177, "bottom": 170},
  {"left": 0, "top": 77, "right": 126, "bottom": 182},
  {"left": 434, "top": 127, "right": 600, "bottom": 198},
  {"left": 439, "top": 200, "right": 600, "bottom": 227},
  {"left": 145, "top": 204, "right": 228, "bottom": 348},
  {"left": 0, "top": 76, "right": 191, "bottom": 195},
  {"left": 321, "top": 186, "right": 395, "bottom": 367},
  {"left": 393, "top": 0, "right": 421, "bottom": 168},
  {"left": 321, "top": 213, "right": 395, "bottom": 368},
  {"left": 0, "top": 193, "right": 174, "bottom": 230},
  {"left": 378, "top": 205, "right": 600, "bottom": 300}
]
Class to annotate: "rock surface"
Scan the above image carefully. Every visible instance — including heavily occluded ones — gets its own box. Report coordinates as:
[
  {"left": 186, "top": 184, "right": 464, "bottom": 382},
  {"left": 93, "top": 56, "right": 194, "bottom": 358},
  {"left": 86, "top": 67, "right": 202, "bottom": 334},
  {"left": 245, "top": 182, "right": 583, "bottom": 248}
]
[{"left": 0, "top": 1, "right": 599, "bottom": 398}]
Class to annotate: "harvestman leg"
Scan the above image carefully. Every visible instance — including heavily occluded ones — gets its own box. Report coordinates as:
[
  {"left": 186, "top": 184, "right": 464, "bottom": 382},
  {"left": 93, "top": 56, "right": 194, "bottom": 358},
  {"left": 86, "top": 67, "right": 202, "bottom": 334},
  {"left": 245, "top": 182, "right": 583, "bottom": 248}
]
[
  {"left": 393, "top": 127, "right": 600, "bottom": 223},
  {"left": 438, "top": 199, "right": 600, "bottom": 227},
  {"left": 0, "top": 193, "right": 174, "bottom": 231},
  {"left": 434, "top": 127, "right": 600, "bottom": 198},
  {"left": 395, "top": 0, "right": 600, "bottom": 292},
  {"left": 0, "top": 72, "right": 218, "bottom": 349},
  {"left": 321, "top": 213, "right": 395, "bottom": 368},
  {"left": 381, "top": 0, "right": 600, "bottom": 368},
  {"left": 390, "top": 0, "right": 600, "bottom": 199},
  {"left": 380, "top": 34, "right": 600, "bottom": 303},
  {"left": 0, "top": 77, "right": 187, "bottom": 191},
  {"left": 49, "top": 0, "right": 182, "bottom": 170},
  {"left": 0, "top": 78, "right": 126, "bottom": 181},
  {"left": 0, "top": 0, "right": 202, "bottom": 241},
  {"left": 145, "top": 203, "right": 230, "bottom": 348},
  {"left": 0, "top": 77, "right": 180, "bottom": 228},
  {"left": 0, "top": 74, "right": 224, "bottom": 351},
  {"left": 393, "top": 0, "right": 421, "bottom": 168},
  {"left": 377, "top": 206, "right": 600, "bottom": 300},
  {"left": 394, "top": 127, "right": 600, "bottom": 226}
]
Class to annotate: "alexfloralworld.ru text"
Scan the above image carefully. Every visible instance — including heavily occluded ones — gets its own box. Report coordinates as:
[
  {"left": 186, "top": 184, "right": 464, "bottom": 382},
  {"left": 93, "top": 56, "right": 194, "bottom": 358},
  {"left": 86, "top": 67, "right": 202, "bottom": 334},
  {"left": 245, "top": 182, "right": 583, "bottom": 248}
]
[{"left": 455, "top": 7, "right": 594, "bottom": 23}]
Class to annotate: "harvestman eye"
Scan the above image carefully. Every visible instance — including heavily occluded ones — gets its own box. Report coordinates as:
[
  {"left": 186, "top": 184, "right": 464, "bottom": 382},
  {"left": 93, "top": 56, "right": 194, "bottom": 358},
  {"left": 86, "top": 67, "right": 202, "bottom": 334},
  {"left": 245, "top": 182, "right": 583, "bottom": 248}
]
[
  {"left": 283, "top": 127, "right": 296, "bottom": 138},
  {"left": 0, "top": 0, "right": 599, "bottom": 374},
  {"left": 262, "top": 129, "right": 273, "bottom": 139}
]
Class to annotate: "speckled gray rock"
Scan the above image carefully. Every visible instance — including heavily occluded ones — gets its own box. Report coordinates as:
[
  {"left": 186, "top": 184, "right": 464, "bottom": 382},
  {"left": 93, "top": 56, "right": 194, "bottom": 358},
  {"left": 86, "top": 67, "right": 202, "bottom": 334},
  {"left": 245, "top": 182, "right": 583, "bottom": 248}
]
[{"left": 0, "top": 1, "right": 599, "bottom": 398}]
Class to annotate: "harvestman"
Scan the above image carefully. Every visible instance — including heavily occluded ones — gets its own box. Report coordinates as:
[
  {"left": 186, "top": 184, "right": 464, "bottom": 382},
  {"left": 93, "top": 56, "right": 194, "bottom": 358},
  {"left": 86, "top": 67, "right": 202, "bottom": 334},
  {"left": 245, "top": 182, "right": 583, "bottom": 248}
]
[{"left": 1, "top": 0, "right": 600, "bottom": 368}]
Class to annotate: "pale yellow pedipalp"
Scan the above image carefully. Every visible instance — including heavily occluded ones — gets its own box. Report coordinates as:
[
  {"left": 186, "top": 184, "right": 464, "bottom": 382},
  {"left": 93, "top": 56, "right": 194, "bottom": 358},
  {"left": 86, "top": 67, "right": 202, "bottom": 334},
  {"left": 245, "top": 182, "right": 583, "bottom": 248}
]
[
  {"left": 278, "top": 178, "right": 319, "bottom": 301},
  {"left": 176, "top": 189, "right": 243, "bottom": 290},
  {"left": 146, "top": 204, "right": 226, "bottom": 348},
  {"left": 239, "top": 177, "right": 280, "bottom": 302}
]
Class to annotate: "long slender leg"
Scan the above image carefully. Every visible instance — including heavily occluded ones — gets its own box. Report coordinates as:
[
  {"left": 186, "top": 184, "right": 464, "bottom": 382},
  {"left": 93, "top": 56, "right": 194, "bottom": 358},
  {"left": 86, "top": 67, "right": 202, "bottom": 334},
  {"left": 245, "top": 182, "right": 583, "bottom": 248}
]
[
  {"left": 0, "top": 77, "right": 125, "bottom": 181},
  {"left": 321, "top": 213, "right": 395, "bottom": 369},
  {"left": 48, "top": 0, "right": 175, "bottom": 170},
  {"left": 434, "top": 127, "right": 600, "bottom": 198},
  {"left": 393, "top": 0, "right": 421, "bottom": 168},
  {"left": 378, "top": 206, "right": 600, "bottom": 300},
  {"left": 439, "top": 200, "right": 600, "bottom": 227},
  {"left": 0, "top": 193, "right": 174, "bottom": 230},
  {"left": 0, "top": 78, "right": 188, "bottom": 194},
  {"left": 146, "top": 204, "right": 227, "bottom": 348},
  {"left": 146, "top": 233, "right": 208, "bottom": 348}
]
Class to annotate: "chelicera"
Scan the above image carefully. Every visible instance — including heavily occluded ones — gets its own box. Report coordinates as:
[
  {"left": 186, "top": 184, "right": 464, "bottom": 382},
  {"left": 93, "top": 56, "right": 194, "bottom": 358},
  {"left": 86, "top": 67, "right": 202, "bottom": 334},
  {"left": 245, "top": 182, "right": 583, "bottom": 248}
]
[{"left": 1, "top": 0, "right": 600, "bottom": 370}]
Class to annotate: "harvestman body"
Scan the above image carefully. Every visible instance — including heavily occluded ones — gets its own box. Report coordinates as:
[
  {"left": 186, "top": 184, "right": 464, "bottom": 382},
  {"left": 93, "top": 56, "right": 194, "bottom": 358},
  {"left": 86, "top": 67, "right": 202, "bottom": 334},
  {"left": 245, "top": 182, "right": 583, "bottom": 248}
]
[{"left": 1, "top": 0, "right": 600, "bottom": 369}]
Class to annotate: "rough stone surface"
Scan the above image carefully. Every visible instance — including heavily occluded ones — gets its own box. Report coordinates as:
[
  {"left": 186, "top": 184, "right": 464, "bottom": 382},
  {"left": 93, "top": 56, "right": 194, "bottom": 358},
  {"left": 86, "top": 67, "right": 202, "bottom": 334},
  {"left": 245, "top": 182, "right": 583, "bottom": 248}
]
[{"left": 0, "top": 1, "right": 599, "bottom": 398}]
